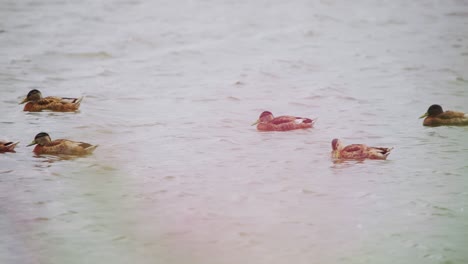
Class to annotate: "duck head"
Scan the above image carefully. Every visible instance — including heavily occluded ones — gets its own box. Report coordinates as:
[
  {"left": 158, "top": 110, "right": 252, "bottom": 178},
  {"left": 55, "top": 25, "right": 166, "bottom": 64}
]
[
  {"left": 251, "top": 111, "right": 274, "bottom": 126},
  {"left": 331, "top": 138, "right": 343, "bottom": 158},
  {"left": 420, "top": 104, "right": 443, "bottom": 118},
  {"left": 20, "top": 89, "right": 43, "bottom": 104},
  {"left": 27, "top": 132, "right": 52, "bottom": 146}
]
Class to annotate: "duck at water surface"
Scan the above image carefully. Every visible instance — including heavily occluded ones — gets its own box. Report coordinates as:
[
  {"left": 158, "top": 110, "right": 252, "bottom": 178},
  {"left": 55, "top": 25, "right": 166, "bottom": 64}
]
[
  {"left": 420, "top": 104, "right": 468, "bottom": 126},
  {"left": 20, "top": 89, "right": 83, "bottom": 112},
  {"left": 0, "top": 141, "right": 19, "bottom": 153},
  {"left": 27, "top": 132, "right": 97, "bottom": 155},
  {"left": 252, "top": 111, "right": 315, "bottom": 131},
  {"left": 331, "top": 138, "right": 392, "bottom": 160}
]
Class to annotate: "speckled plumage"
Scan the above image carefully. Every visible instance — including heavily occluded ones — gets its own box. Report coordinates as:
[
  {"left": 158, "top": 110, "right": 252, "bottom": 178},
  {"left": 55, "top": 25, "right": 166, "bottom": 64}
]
[
  {"left": 331, "top": 139, "right": 392, "bottom": 160},
  {"left": 420, "top": 104, "right": 468, "bottom": 126},
  {"left": 253, "top": 111, "right": 315, "bottom": 131},
  {"left": 20, "top": 89, "right": 83, "bottom": 112},
  {"left": 27, "top": 132, "right": 97, "bottom": 155}
]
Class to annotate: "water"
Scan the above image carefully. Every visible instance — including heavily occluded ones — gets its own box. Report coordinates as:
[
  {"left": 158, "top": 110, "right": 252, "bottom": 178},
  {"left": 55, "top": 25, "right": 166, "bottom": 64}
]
[{"left": 1, "top": 0, "right": 468, "bottom": 263}]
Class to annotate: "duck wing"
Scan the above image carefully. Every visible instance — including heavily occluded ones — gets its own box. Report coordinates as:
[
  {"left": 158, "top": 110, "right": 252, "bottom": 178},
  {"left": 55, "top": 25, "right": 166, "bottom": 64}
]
[
  {"left": 439, "top": 111, "right": 465, "bottom": 119},
  {"left": 37, "top": 97, "right": 82, "bottom": 111},
  {"left": 340, "top": 144, "right": 366, "bottom": 159},
  {"left": 271, "top": 116, "right": 313, "bottom": 124},
  {"left": 434, "top": 111, "right": 468, "bottom": 126},
  {"left": 36, "top": 97, "right": 62, "bottom": 105},
  {"left": 270, "top": 116, "right": 297, "bottom": 125},
  {"left": 61, "top": 140, "right": 97, "bottom": 155}
]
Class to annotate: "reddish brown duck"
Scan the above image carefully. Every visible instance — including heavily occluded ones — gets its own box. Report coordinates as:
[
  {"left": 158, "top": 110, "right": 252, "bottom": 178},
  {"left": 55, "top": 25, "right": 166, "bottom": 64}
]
[{"left": 252, "top": 111, "right": 315, "bottom": 131}]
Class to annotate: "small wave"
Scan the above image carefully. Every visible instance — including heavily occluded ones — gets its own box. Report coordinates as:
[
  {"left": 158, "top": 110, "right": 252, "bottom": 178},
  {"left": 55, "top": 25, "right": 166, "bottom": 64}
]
[
  {"left": 304, "top": 95, "right": 325, "bottom": 100},
  {"left": 226, "top": 96, "right": 241, "bottom": 101},
  {"left": 446, "top": 12, "right": 468, "bottom": 17},
  {"left": 132, "top": 122, "right": 165, "bottom": 128},
  {"left": 192, "top": 98, "right": 218, "bottom": 102},
  {"left": 42, "top": 51, "right": 113, "bottom": 59},
  {"left": 288, "top": 102, "right": 309, "bottom": 107},
  {"left": 33, "top": 217, "right": 49, "bottom": 222},
  {"left": 65, "top": 51, "right": 113, "bottom": 59}
]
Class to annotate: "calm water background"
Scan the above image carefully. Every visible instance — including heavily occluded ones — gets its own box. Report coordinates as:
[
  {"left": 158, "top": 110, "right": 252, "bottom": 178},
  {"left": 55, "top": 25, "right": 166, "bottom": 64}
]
[{"left": 1, "top": 0, "right": 468, "bottom": 263}]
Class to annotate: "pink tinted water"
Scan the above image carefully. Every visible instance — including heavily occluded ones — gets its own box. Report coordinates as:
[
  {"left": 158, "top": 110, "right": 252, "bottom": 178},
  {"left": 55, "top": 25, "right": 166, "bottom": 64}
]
[{"left": 1, "top": 1, "right": 468, "bottom": 263}]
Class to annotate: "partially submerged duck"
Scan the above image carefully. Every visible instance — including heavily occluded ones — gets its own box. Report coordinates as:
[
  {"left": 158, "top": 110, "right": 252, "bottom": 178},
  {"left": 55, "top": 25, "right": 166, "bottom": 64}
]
[
  {"left": 252, "top": 111, "right": 315, "bottom": 131},
  {"left": 27, "top": 132, "right": 97, "bottom": 155},
  {"left": 20, "top": 89, "right": 83, "bottom": 112},
  {"left": 0, "top": 141, "right": 19, "bottom": 153},
  {"left": 420, "top": 104, "right": 468, "bottom": 126},
  {"left": 331, "top": 138, "right": 392, "bottom": 160}
]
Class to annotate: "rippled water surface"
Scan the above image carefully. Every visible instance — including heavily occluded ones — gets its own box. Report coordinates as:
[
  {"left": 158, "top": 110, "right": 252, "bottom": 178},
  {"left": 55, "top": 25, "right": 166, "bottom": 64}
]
[{"left": 1, "top": 1, "right": 468, "bottom": 263}]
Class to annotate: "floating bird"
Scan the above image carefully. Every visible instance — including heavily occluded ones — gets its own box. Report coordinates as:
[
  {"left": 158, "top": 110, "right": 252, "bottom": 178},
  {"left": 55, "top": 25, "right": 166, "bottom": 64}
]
[
  {"left": 0, "top": 141, "right": 19, "bottom": 153},
  {"left": 252, "top": 111, "right": 315, "bottom": 131},
  {"left": 331, "top": 138, "right": 392, "bottom": 160},
  {"left": 420, "top": 104, "right": 468, "bottom": 126},
  {"left": 27, "top": 132, "right": 97, "bottom": 155},
  {"left": 20, "top": 89, "right": 83, "bottom": 112}
]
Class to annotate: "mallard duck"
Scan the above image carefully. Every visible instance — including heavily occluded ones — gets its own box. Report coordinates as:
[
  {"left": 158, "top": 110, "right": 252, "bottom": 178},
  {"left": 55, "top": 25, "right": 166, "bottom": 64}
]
[
  {"left": 252, "top": 111, "right": 315, "bottom": 131},
  {"left": 331, "top": 138, "right": 392, "bottom": 160},
  {"left": 0, "top": 141, "right": 19, "bottom": 153},
  {"left": 27, "top": 132, "right": 97, "bottom": 155},
  {"left": 20, "top": 89, "right": 83, "bottom": 112},
  {"left": 420, "top": 104, "right": 468, "bottom": 126}
]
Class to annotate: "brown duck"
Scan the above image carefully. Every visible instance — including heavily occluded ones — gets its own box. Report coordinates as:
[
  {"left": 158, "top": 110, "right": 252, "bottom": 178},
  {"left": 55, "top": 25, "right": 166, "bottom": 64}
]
[
  {"left": 20, "top": 89, "right": 83, "bottom": 112},
  {"left": 420, "top": 104, "right": 468, "bottom": 126},
  {"left": 27, "top": 132, "right": 97, "bottom": 155},
  {"left": 331, "top": 139, "right": 392, "bottom": 160},
  {"left": 252, "top": 111, "right": 315, "bottom": 131}
]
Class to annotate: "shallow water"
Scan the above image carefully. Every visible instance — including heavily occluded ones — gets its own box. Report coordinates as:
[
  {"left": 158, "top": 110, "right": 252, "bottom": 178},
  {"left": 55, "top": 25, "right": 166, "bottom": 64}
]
[{"left": 1, "top": 0, "right": 468, "bottom": 263}]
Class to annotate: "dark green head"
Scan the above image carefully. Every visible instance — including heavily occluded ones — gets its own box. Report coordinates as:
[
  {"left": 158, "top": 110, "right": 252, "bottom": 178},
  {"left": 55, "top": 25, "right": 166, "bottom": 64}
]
[
  {"left": 20, "top": 89, "right": 43, "bottom": 103},
  {"left": 27, "top": 132, "right": 52, "bottom": 146},
  {"left": 420, "top": 104, "right": 443, "bottom": 119}
]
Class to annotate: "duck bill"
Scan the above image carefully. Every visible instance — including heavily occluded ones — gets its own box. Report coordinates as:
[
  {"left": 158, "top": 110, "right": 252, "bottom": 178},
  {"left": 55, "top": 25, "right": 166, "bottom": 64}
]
[
  {"left": 26, "top": 140, "right": 37, "bottom": 147},
  {"left": 419, "top": 112, "right": 428, "bottom": 119},
  {"left": 251, "top": 120, "right": 259, "bottom": 126},
  {"left": 19, "top": 97, "right": 28, "bottom": 104}
]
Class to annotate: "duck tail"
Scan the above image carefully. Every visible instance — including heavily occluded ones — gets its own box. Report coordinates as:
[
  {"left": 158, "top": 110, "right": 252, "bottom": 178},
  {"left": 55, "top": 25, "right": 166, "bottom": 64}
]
[
  {"left": 303, "top": 117, "right": 317, "bottom": 126},
  {"left": 295, "top": 117, "right": 317, "bottom": 125},
  {"left": 6, "top": 142, "right": 19, "bottom": 151},
  {"left": 84, "top": 144, "right": 98, "bottom": 154},
  {"left": 74, "top": 96, "right": 84, "bottom": 106},
  {"left": 381, "top": 147, "right": 393, "bottom": 158},
  {"left": 311, "top": 117, "right": 317, "bottom": 126}
]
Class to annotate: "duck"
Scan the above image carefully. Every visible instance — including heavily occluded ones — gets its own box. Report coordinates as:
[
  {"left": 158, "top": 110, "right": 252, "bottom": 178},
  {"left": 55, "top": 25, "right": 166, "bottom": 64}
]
[
  {"left": 20, "top": 89, "right": 83, "bottom": 112},
  {"left": 420, "top": 104, "right": 468, "bottom": 126},
  {"left": 252, "top": 111, "right": 315, "bottom": 131},
  {"left": 27, "top": 132, "right": 97, "bottom": 155},
  {"left": 0, "top": 141, "right": 19, "bottom": 153},
  {"left": 331, "top": 138, "right": 392, "bottom": 160}
]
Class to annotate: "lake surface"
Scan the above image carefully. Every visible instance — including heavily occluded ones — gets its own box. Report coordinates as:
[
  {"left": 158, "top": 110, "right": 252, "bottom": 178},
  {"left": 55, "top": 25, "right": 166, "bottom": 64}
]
[{"left": 1, "top": 0, "right": 468, "bottom": 263}]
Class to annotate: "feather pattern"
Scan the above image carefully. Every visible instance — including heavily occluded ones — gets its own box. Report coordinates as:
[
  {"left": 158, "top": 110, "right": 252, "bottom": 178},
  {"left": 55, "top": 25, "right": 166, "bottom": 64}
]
[
  {"left": 331, "top": 139, "right": 392, "bottom": 160},
  {"left": 21, "top": 89, "right": 83, "bottom": 112},
  {"left": 254, "top": 111, "right": 315, "bottom": 131},
  {"left": 28, "top": 132, "right": 97, "bottom": 155},
  {"left": 420, "top": 105, "right": 468, "bottom": 126}
]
